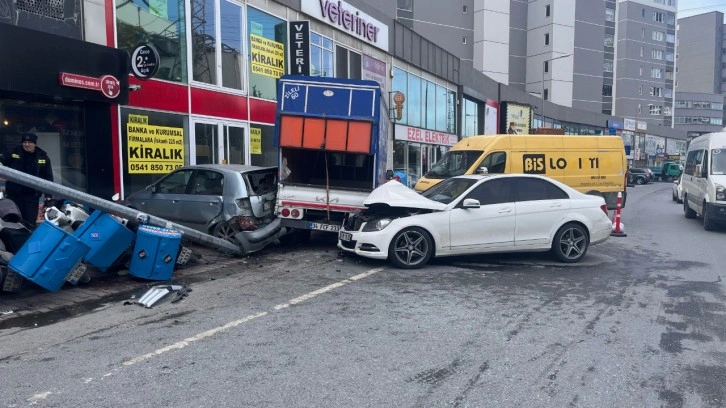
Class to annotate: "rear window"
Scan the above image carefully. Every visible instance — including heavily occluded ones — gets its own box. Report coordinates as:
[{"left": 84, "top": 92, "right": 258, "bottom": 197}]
[{"left": 245, "top": 170, "right": 278, "bottom": 195}]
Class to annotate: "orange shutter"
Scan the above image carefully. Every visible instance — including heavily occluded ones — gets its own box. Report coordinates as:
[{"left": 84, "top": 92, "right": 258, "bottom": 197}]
[{"left": 279, "top": 116, "right": 303, "bottom": 147}]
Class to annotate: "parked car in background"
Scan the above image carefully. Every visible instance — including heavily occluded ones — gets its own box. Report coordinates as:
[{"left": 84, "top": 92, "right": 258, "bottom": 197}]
[
  {"left": 338, "top": 174, "right": 612, "bottom": 269},
  {"left": 672, "top": 174, "right": 683, "bottom": 203},
  {"left": 125, "top": 164, "right": 285, "bottom": 254},
  {"left": 628, "top": 168, "right": 651, "bottom": 185}
]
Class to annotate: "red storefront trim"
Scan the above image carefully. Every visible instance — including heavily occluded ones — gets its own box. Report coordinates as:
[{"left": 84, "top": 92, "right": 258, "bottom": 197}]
[
  {"left": 249, "top": 97, "right": 276, "bottom": 124},
  {"left": 128, "top": 77, "right": 190, "bottom": 113},
  {"left": 190, "top": 87, "right": 248, "bottom": 120}
]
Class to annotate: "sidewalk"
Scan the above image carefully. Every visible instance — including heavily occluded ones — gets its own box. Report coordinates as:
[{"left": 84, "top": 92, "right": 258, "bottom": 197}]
[{"left": 0, "top": 244, "right": 241, "bottom": 329}]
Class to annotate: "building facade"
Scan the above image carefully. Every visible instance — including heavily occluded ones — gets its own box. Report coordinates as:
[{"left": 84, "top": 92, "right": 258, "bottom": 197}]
[
  {"left": 1, "top": 0, "right": 691, "bottom": 200},
  {"left": 674, "top": 12, "right": 726, "bottom": 139}
]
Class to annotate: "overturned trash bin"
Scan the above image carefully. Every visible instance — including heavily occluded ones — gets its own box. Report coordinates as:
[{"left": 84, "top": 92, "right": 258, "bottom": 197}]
[
  {"left": 74, "top": 210, "right": 135, "bottom": 272},
  {"left": 129, "top": 225, "right": 182, "bottom": 281},
  {"left": 8, "top": 221, "right": 90, "bottom": 292}
]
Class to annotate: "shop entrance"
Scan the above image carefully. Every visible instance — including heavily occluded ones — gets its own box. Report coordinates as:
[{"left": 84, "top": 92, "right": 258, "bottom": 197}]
[{"left": 191, "top": 119, "right": 248, "bottom": 165}]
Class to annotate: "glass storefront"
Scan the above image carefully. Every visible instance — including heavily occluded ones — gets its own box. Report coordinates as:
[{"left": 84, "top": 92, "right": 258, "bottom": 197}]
[
  {"left": 116, "top": 0, "right": 187, "bottom": 83},
  {"left": 120, "top": 108, "right": 189, "bottom": 196},
  {"left": 0, "top": 100, "right": 87, "bottom": 192},
  {"left": 247, "top": 7, "right": 286, "bottom": 101}
]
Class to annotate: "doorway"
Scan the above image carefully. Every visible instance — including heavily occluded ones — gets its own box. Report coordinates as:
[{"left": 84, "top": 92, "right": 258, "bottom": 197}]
[{"left": 191, "top": 119, "right": 248, "bottom": 165}]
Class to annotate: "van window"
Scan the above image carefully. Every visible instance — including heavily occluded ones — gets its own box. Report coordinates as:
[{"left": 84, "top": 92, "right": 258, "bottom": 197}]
[
  {"left": 481, "top": 152, "right": 507, "bottom": 173},
  {"left": 424, "top": 150, "right": 483, "bottom": 179},
  {"left": 712, "top": 149, "right": 726, "bottom": 175},
  {"left": 685, "top": 149, "right": 703, "bottom": 176}
]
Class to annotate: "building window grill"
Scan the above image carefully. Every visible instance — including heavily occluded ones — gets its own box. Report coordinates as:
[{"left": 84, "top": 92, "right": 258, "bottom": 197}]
[{"left": 16, "top": 0, "right": 65, "bottom": 20}]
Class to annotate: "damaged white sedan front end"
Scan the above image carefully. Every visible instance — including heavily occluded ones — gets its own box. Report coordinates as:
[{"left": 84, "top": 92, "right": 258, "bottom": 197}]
[{"left": 338, "top": 175, "right": 612, "bottom": 269}]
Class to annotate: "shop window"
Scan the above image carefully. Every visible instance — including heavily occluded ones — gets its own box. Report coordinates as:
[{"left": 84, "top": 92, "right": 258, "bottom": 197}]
[
  {"left": 436, "top": 84, "right": 448, "bottom": 132},
  {"left": 335, "top": 45, "right": 362, "bottom": 80},
  {"left": 120, "top": 108, "right": 189, "bottom": 196},
  {"left": 425, "top": 81, "right": 437, "bottom": 130},
  {"left": 311, "top": 32, "right": 334, "bottom": 77},
  {"left": 250, "top": 125, "right": 277, "bottom": 167},
  {"left": 248, "top": 7, "right": 286, "bottom": 100},
  {"left": 117, "top": 0, "right": 187, "bottom": 82},
  {"left": 407, "top": 74, "right": 422, "bottom": 127},
  {"left": 0, "top": 100, "right": 87, "bottom": 192}
]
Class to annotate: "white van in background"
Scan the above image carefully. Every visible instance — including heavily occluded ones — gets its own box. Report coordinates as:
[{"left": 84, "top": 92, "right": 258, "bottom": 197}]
[{"left": 681, "top": 132, "right": 726, "bottom": 230}]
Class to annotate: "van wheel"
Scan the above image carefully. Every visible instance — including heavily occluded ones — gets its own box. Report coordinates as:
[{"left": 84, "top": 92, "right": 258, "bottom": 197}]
[
  {"left": 551, "top": 223, "right": 589, "bottom": 263},
  {"left": 684, "top": 195, "right": 697, "bottom": 219},
  {"left": 388, "top": 227, "right": 433, "bottom": 269},
  {"left": 703, "top": 203, "right": 716, "bottom": 231}
]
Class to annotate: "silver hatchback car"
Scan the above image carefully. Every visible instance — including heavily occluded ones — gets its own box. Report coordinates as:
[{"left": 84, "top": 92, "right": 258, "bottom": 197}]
[{"left": 125, "top": 164, "right": 284, "bottom": 254}]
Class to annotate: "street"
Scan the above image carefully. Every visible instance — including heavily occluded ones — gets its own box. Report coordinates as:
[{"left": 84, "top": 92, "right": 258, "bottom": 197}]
[{"left": 1, "top": 181, "right": 725, "bottom": 408}]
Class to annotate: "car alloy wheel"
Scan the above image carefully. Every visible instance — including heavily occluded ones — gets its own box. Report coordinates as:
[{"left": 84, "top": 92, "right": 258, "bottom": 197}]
[
  {"left": 635, "top": 177, "right": 645, "bottom": 185},
  {"left": 551, "top": 222, "right": 589, "bottom": 263},
  {"left": 213, "top": 220, "right": 242, "bottom": 245},
  {"left": 388, "top": 227, "right": 433, "bottom": 269}
]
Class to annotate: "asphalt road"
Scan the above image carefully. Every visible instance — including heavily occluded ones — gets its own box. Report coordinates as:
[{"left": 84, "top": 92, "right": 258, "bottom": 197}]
[{"left": 0, "top": 181, "right": 724, "bottom": 408}]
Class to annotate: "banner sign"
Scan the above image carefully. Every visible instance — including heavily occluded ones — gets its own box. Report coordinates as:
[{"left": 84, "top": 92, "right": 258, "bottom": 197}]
[
  {"left": 394, "top": 124, "right": 457, "bottom": 146},
  {"left": 59, "top": 72, "right": 120, "bottom": 99},
  {"left": 250, "top": 34, "right": 285, "bottom": 78},
  {"left": 288, "top": 21, "right": 310, "bottom": 76},
  {"left": 503, "top": 102, "right": 531, "bottom": 135},
  {"left": 251, "top": 128, "right": 262, "bottom": 154},
  {"left": 126, "top": 114, "right": 184, "bottom": 174}
]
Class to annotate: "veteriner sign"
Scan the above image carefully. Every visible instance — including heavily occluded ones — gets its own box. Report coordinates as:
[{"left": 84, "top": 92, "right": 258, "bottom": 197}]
[
  {"left": 127, "top": 114, "right": 184, "bottom": 174},
  {"left": 302, "top": 0, "right": 389, "bottom": 51}
]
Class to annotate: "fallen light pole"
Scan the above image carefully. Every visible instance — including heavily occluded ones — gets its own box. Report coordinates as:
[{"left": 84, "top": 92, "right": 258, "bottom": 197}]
[{"left": 0, "top": 166, "right": 243, "bottom": 255}]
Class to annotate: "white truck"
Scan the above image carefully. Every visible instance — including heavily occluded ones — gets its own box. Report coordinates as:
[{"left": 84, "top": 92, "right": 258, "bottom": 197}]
[{"left": 273, "top": 75, "right": 390, "bottom": 242}]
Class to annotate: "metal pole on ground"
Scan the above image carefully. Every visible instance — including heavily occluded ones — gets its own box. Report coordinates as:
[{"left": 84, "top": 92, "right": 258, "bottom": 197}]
[{"left": 0, "top": 166, "right": 243, "bottom": 254}]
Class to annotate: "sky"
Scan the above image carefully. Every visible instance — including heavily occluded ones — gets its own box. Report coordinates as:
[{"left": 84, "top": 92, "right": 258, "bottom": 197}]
[{"left": 677, "top": 0, "right": 726, "bottom": 19}]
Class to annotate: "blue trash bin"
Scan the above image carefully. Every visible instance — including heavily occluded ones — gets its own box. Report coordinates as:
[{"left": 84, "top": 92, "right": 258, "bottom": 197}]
[
  {"left": 8, "top": 221, "right": 90, "bottom": 292},
  {"left": 129, "top": 225, "right": 182, "bottom": 281},
  {"left": 74, "top": 210, "right": 135, "bottom": 272}
]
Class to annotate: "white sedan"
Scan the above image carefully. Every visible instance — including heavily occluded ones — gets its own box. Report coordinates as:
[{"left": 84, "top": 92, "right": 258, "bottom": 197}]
[
  {"left": 672, "top": 174, "right": 683, "bottom": 203},
  {"left": 337, "top": 174, "right": 612, "bottom": 269}
]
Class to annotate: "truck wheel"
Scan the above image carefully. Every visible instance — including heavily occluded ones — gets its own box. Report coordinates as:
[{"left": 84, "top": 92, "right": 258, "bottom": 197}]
[
  {"left": 551, "top": 222, "right": 589, "bottom": 263},
  {"left": 684, "top": 195, "right": 697, "bottom": 219},
  {"left": 388, "top": 227, "right": 433, "bottom": 269},
  {"left": 703, "top": 203, "right": 716, "bottom": 231}
]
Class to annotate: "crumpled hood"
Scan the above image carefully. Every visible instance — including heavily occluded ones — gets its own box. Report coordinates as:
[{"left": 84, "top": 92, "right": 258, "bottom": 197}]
[{"left": 364, "top": 180, "right": 447, "bottom": 211}]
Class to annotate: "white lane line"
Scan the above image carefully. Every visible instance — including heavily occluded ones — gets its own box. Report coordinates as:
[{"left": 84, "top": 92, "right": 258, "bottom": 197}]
[{"left": 122, "top": 267, "right": 384, "bottom": 366}]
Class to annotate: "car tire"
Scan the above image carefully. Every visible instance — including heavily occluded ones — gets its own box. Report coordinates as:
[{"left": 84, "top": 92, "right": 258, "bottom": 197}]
[
  {"left": 635, "top": 177, "right": 645, "bottom": 185},
  {"left": 672, "top": 190, "right": 677, "bottom": 202},
  {"left": 703, "top": 202, "right": 716, "bottom": 231},
  {"left": 551, "top": 222, "right": 589, "bottom": 263},
  {"left": 684, "top": 195, "right": 697, "bottom": 219},
  {"left": 388, "top": 227, "right": 433, "bottom": 269},
  {"left": 213, "top": 220, "right": 242, "bottom": 244}
]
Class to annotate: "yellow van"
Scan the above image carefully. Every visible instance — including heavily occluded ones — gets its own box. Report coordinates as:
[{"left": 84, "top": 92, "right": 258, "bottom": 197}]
[{"left": 414, "top": 134, "right": 627, "bottom": 209}]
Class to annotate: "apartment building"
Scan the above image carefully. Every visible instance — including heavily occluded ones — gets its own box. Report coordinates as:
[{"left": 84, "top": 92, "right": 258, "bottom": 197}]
[{"left": 674, "top": 12, "right": 725, "bottom": 140}]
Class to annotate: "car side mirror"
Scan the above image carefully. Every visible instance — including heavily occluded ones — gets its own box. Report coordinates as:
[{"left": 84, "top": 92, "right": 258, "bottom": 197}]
[
  {"left": 146, "top": 184, "right": 157, "bottom": 193},
  {"left": 462, "top": 198, "right": 480, "bottom": 208},
  {"left": 385, "top": 169, "right": 394, "bottom": 180},
  {"left": 476, "top": 166, "right": 489, "bottom": 175}
]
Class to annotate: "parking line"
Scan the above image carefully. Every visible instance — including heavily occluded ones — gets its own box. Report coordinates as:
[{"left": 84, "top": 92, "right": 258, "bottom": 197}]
[{"left": 122, "top": 267, "right": 384, "bottom": 366}]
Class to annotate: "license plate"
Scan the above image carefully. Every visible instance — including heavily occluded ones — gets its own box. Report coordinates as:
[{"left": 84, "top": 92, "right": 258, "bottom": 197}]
[
  {"left": 339, "top": 231, "right": 352, "bottom": 241},
  {"left": 309, "top": 222, "right": 340, "bottom": 232},
  {"left": 65, "top": 263, "right": 87, "bottom": 285}
]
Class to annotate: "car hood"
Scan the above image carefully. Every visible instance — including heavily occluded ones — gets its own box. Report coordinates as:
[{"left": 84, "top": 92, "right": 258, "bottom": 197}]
[{"left": 364, "top": 180, "right": 447, "bottom": 211}]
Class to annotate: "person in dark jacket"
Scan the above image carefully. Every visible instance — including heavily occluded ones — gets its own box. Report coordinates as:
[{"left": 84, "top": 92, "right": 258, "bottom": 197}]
[{"left": 3, "top": 133, "right": 54, "bottom": 228}]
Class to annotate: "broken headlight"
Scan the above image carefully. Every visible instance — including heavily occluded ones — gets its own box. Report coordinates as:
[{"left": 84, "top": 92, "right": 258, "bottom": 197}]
[{"left": 362, "top": 218, "right": 392, "bottom": 232}]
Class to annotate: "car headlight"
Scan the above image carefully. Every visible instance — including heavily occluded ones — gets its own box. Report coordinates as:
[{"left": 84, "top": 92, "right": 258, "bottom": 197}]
[
  {"left": 716, "top": 184, "right": 725, "bottom": 201},
  {"left": 362, "top": 218, "right": 392, "bottom": 232}
]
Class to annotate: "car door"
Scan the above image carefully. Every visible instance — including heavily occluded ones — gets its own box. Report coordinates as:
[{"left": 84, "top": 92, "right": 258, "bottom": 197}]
[
  {"left": 512, "top": 177, "right": 571, "bottom": 247},
  {"left": 449, "top": 178, "right": 515, "bottom": 251},
  {"left": 135, "top": 169, "right": 193, "bottom": 224},
  {"left": 177, "top": 169, "right": 225, "bottom": 231}
]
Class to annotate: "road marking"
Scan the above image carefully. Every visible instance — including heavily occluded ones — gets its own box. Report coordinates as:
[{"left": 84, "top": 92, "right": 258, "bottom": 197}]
[
  {"left": 27, "top": 391, "right": 52, "bottom": 405},
  {"left": 122, "top": 267, "right": 384, "bottom": 366}
]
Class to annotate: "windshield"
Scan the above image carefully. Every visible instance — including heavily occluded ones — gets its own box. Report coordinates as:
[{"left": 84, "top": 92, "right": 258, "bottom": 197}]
[
  {"left": 712, "top": 149, "right": 726, "bottom": 175},
  {"left": 420, "top": 178, "right": 478, "bottom": 204},
  {"left": 423, "top": 150, "right": 483, "bottom": 179}
]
